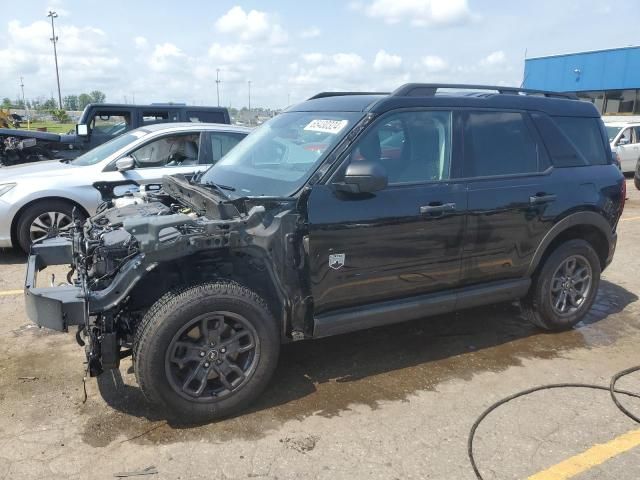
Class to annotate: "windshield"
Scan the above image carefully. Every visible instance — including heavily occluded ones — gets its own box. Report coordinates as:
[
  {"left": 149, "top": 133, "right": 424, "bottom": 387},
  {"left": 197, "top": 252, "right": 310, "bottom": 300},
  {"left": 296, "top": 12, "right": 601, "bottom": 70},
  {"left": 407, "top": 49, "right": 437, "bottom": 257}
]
[
  {"left": 71, "top": 132, "right": 145, "bottom": 166},
  {"left": 200, "top": 111, "right": 363, "bottom": 197},
  {"left": 605, "top": 126, "right": 623, "bottom": 143}
]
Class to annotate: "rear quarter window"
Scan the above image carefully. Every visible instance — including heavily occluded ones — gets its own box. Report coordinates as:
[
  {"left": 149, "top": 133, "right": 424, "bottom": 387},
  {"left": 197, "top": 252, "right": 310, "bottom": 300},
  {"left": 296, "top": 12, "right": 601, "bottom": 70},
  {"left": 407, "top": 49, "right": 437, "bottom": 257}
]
[{"left": 543, "top": 116, "right": 608, "bottom": 167}]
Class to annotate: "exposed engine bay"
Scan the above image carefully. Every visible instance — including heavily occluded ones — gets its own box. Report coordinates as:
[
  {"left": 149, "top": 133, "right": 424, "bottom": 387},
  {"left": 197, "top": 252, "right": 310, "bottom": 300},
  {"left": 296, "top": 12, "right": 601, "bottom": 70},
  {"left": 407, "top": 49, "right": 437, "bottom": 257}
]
[{"left": 26, "top": 174, "right": 306, "bottom": 376}]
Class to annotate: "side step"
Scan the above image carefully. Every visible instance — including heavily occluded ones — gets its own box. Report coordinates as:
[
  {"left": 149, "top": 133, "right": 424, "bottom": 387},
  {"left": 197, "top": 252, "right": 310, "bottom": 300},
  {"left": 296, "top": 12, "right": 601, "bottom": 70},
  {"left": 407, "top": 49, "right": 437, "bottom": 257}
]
[{"left": 312, "top": 278, "right": 530, "bottom": 338}]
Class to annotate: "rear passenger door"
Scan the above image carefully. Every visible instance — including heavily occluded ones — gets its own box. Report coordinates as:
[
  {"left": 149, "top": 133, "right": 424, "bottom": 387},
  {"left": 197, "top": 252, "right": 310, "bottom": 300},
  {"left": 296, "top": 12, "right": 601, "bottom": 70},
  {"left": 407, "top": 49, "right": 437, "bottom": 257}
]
[{"left": 461, "top": 110, "right": 555, "bottom": 285}]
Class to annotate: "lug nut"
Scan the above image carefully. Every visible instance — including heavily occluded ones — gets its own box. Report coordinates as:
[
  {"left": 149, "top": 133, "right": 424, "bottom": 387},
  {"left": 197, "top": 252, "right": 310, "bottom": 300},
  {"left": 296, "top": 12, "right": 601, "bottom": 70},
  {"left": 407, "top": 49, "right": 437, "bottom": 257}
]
[
  {"left": 199, "top": 352, "right": 205, "bottom": 357},
  {"left": 204, "top": 362, "right": 210, "bottom": 367},
  {"left": 220, "top": 347, "right": 226, "bottom": 353}
]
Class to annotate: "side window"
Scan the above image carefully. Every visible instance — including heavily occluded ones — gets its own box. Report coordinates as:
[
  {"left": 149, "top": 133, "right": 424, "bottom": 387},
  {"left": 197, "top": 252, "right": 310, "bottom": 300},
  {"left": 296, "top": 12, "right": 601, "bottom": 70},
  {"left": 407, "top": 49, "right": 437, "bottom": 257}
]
[
  {"left": 91, "top": 112, "right": 131, "bottom": 136},
  {"left": 341, "top": 110, "right": 452, "bottom": 185},
  {"left": 464, "top": 111, "right": 547, "bottom": 177},
  {"left": 208, "top": 132, "right": 245, "bottom": 164},
  {"left": 141, "top": 110, "right": 178, "bottom": 125},
  {"left": 552, "top": 116, "right": 608, "bottom": 165},
  {"left": 188, "top": 111, "right": 226, "bottom": 123},
  {"left": 128, "top": 133, "right": 200, "bottom": 168}
]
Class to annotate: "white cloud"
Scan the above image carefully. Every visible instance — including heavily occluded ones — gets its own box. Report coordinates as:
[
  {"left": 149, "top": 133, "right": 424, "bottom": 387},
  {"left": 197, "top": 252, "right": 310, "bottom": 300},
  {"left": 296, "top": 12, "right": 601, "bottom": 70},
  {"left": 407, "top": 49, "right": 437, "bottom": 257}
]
[
  {"left": 134, "top": 36, "right": 148, "bottom": 49},
  {"left": 373, "top": 50, "right": 403, "bottom": 71},
  {"left": 421, "top": 55, "right": 448, "bottom": 72},
  {"left": 300, "top": 26, "right": 321, "bottom": 38},
  {"left": 290, "top": 52, "right": 366, "bottom": 86},
  {"left": 148, "top": 42, "right": 186, "bottom": 72},
  {"left": 208, "top": 43, "right": 251, "bottom": 63},
  {"left": 481, "top": 50, "right": 506, "bottom": 66},
  {"left": 0, "top": 19, "right": 121, "bottom": 99},
  {"left": 363, "top": 0, "right": 475, "bottom": 27},
  {"left": 215, "top": 6, "right": 288, "bottom": 46}
]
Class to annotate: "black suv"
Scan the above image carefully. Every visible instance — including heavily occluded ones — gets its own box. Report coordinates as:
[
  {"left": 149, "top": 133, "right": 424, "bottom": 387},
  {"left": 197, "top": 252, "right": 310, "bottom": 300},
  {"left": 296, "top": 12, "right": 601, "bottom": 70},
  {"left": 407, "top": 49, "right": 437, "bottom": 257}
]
[{"left": 25, "top": 84, "right": 625, "bottom": 421}]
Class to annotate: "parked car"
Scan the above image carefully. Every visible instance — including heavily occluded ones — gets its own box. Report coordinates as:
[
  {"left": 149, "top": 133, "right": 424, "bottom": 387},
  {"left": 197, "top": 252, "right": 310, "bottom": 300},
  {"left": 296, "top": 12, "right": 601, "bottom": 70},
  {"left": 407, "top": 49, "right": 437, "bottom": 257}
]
[
  {"left": 605, "top": 121, "right": 640, "bottom": 173},
  {"left": 0, "top": 122, "right": 249, "bottom": 251},
  {"left": 25, "top": 84, "right": 624, "bottom": 421},
  {"left": 0, "top": 103, "right": 232, "bottom": 166}
]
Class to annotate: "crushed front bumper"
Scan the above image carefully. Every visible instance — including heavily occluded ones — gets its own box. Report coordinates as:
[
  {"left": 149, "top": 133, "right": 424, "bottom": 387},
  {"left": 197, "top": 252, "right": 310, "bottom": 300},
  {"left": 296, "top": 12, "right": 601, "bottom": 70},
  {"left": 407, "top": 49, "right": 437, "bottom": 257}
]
[{"left": 24, "top": 237, "right": 86, "bottom": 332}]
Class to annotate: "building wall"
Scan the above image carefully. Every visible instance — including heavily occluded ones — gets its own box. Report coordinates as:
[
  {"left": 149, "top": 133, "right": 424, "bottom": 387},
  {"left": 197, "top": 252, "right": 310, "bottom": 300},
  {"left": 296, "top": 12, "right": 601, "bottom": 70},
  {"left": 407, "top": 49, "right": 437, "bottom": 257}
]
[{"left": 523, "top": 46, "right": 640, "bottom": 92}]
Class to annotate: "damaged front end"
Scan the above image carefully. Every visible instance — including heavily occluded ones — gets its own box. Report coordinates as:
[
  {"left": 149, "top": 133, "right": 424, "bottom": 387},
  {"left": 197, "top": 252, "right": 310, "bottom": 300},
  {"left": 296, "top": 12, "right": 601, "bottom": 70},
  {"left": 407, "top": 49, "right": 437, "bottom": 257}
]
[{"left": 24, "top": 175, "right": 308, "bottom": 376}]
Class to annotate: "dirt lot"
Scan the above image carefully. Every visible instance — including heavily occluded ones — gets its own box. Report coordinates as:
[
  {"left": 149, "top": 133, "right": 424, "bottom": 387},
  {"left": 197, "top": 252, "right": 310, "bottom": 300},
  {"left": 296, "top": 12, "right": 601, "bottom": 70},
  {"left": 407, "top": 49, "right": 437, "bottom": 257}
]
[{"left": 2, "top": 180, "right": 640, "bottom": 480}]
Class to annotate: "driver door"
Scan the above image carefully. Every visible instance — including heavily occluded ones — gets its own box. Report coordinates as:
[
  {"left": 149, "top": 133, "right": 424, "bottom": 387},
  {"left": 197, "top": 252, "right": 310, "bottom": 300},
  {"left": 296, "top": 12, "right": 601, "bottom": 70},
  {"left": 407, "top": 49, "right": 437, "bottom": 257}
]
[{"left": 306, "top": 109, "right": 466, "bottom": 316}]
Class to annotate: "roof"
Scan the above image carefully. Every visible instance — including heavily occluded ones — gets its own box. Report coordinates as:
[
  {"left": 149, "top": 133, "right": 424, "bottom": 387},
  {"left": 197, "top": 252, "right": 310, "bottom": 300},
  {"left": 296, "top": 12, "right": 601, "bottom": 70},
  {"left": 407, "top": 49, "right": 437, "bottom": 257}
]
[
  {"left": 138, "top": 122, "right": 251, "bottom": 133},
  {"left": 526, "top": 45, "right": 640, "bottom": 61},
  {"left": 288, "top": 84, "right": 600, "bottom": 118},
  {"left": 602, "top": 121, "right": 640, "bottom": 126},
  {"left": 82, "top": 103, "right": 228, "bottom": 111}
]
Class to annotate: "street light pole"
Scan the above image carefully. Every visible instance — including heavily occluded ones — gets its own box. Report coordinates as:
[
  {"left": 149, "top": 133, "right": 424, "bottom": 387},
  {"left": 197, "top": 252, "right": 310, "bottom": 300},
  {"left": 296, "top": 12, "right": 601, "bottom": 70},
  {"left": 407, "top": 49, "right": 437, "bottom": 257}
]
[
  {"left": 47, "top": 10, "right": 63, "bottom": 109},
  {"left": 20, "top": 76, "right": 29, "bottom": 129},
  {"left": 247, "top": 80, "right": 252, "bottom": 125},
  {"left": 216, "top": 69, "right": 221, "bottom": 107}
]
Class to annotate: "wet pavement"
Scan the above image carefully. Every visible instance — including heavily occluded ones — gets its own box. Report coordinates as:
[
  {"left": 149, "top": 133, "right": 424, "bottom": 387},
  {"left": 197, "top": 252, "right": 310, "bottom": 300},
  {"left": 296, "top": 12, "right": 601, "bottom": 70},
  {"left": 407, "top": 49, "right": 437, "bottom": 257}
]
[{"left": 1, "top": 179, "right": 640, "bottom": 479}]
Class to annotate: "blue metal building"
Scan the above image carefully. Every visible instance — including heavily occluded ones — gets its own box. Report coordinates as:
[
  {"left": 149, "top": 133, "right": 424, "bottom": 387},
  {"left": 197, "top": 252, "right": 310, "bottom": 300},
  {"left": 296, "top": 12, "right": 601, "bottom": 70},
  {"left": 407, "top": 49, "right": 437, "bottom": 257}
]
[{"left": 523, "top": 46, "right": 640, "bottom": 115}]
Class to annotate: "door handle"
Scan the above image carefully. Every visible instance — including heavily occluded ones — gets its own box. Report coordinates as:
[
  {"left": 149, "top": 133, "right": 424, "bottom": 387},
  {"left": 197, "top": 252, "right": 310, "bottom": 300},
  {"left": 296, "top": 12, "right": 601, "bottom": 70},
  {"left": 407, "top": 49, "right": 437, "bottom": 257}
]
[
  {"left": 420, "top": 202, "right": 456, "bottom": 214},
  {"left": 529, "top": 193, "right": 557, "bottom": 204}
]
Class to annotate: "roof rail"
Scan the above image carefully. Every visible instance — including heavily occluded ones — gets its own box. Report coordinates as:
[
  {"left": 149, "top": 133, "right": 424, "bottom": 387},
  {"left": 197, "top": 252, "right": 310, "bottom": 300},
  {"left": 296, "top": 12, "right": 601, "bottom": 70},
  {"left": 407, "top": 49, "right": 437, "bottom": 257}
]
[
  {"left": 391, "top": 83, "right": 578, "bottom": 100},
  {"left": 308, "top": 91, "right": 388, "bottom": 100}
]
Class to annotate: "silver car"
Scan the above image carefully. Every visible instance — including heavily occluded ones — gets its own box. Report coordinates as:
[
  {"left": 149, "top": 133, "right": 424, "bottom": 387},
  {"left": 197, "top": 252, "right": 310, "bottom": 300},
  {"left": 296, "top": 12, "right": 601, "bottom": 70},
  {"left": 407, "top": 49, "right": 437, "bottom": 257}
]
[{"left": 0, "top": 122, "right": 250, "bottom": 251}]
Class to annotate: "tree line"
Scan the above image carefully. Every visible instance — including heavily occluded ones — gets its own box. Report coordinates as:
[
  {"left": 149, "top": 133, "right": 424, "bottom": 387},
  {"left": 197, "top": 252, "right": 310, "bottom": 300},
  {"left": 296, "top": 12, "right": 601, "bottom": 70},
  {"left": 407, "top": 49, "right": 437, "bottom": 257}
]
[{"left": 1, "top": 90, "right": 107, "bottom": 111}]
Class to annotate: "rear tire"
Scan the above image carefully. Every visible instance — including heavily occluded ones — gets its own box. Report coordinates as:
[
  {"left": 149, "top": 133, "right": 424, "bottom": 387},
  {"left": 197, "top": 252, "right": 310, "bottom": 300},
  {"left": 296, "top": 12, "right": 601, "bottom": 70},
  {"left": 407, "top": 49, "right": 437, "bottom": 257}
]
[
  {"left": 634, "top": 174, "right": 640, "bottom": 191},
  {"left": 133, "top": 281, "right": 280, "bottom": 423},
  {"left": 16, "top": 199, "right": 85, "bottom": 253},
  {"left": 523, "top": 239, "right": 600, "bottom": 331}
]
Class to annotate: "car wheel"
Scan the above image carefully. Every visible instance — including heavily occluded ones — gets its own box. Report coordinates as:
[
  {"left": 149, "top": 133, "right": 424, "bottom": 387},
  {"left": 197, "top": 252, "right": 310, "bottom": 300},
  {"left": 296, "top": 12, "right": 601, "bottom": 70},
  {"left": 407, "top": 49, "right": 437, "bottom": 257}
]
[
  {"left": 16, "top": 199, "right": 84, "bottom": 253},
  {"left": 133, "top": 281, "right": 280, "bottom": 423},
  {"left": 523, "top": 239, "right": 600, "bottom": 331},
  {"left": 634, "top": 175, "right": 640, "bottom": 191}
]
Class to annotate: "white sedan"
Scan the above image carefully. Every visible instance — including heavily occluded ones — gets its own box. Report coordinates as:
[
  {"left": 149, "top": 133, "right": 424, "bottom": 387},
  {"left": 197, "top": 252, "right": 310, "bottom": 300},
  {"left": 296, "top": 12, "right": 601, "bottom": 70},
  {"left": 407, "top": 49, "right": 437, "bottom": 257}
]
[{"left": 0, "top": 122, "right": 250, "bottom": 251}]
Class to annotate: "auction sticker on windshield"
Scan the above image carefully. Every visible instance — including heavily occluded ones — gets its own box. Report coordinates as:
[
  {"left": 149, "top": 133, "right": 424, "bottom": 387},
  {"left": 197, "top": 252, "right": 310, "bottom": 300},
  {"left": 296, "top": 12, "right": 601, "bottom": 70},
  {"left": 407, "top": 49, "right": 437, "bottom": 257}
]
[{"left": 304, "top": 119, "right": 348, "bottom": 134}]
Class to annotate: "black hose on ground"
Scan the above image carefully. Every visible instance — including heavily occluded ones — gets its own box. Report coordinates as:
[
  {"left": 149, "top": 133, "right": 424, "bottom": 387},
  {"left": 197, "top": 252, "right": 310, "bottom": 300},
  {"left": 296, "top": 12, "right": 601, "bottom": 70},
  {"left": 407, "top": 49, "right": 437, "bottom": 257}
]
[{"left": 468, "top": 367, "right": 640, "bottom": 479}]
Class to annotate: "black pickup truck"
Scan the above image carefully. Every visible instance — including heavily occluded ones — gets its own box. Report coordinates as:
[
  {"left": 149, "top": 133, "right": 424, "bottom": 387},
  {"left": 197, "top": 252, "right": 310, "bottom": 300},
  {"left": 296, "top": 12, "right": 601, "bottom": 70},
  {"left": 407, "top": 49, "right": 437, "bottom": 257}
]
[{"left": 0, "top": 103, "right": 231, "bottom": 166}]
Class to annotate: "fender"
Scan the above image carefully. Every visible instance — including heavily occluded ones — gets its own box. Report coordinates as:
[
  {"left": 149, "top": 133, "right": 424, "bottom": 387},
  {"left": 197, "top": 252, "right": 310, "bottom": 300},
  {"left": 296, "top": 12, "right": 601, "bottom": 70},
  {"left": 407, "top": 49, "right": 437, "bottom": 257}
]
[{"left": 527, "top": 211, "right": 614, "bottom": 276}]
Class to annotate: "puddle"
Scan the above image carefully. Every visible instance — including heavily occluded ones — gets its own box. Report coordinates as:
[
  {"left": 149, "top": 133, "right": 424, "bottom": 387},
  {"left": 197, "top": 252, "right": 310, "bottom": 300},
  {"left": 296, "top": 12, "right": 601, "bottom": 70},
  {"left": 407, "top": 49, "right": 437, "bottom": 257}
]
[{"left": 73, "top": 280, "right": 639, "bottom": 447}]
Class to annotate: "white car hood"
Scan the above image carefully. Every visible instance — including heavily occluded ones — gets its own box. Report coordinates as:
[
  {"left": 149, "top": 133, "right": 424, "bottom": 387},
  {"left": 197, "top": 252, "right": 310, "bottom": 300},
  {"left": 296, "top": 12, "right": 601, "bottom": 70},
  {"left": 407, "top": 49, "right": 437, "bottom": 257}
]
[{"left": 0, "top": 160, "right": 88, "bottom": 182}]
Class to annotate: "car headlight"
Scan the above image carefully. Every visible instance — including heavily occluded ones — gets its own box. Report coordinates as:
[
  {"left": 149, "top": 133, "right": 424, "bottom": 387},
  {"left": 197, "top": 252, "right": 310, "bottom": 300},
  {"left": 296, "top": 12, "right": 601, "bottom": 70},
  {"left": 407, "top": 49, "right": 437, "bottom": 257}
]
[{"left": 0, "top": 183, "right": 16, "bottom": 197}]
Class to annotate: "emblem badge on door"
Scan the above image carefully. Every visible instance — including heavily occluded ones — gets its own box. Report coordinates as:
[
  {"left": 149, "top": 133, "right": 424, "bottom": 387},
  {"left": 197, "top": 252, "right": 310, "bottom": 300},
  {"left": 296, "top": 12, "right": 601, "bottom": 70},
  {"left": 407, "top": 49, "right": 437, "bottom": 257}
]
[{"left": 329, "top": 253, "right": 345, "bottom": 270}]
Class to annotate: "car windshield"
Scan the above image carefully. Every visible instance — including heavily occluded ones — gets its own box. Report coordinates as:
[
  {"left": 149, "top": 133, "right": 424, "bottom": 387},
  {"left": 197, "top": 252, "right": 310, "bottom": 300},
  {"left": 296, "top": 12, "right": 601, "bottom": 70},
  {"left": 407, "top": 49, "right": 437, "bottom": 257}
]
[
  {"left": 606, "top": 126, "right": 623, "bottom": 143},
  {"left": 199, "top": 111, "right": 363, "bottom": 197},
  {"left": 71, "top": 132, "right": 145, "bottom": 166}
]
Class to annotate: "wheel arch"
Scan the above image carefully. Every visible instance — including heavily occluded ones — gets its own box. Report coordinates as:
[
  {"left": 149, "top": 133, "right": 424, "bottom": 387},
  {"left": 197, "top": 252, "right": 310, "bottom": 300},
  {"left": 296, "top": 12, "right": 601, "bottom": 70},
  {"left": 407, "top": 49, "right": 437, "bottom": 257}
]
[
  {"left": 527, "top": 211, "right": 613, "bottom": 277},
  {"left": 126, "top": 247, "right": 289, "bottom": 338},
  {"left": 10, "top": 196, "right": 90, "bottom": 246}
]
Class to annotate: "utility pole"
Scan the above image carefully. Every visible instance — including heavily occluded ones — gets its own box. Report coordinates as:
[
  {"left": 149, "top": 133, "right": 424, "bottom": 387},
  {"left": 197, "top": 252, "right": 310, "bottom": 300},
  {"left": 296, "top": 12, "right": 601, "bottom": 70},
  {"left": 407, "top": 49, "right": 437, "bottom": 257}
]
[
  {"left": 247, "top": 80, "right": 252, "bottom": 125},
  {"left": 47, "top": 10, "right": 63, "bottom": 109},
  {"left": 20, "top": 76, "right": 29, "bottom": 129},
  {"left": 216, "top": 69, "right": 221, "bottom": 107}
]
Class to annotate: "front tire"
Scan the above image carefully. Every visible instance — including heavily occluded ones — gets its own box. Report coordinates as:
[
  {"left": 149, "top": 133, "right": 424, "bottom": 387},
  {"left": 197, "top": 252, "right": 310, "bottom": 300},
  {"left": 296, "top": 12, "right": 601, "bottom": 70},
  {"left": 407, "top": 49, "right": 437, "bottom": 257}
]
[
  {"left": 523, "top": 239, "right": 600, "bottom": 331},
  {"left": 133, "top": 281, "right": 280, "bottom": 422},
  {"left": 16, "top": 199, "right": 84, "bottom": 253}
]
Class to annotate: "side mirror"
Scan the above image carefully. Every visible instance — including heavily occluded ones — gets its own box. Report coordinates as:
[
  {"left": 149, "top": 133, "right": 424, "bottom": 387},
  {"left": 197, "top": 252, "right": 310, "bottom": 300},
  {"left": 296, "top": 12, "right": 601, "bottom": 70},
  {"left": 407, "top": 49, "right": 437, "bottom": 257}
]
[
  {"left": 618, "top": 137, "right": 630, "bottom": 146},
  {"left": 115, "top": 156, "right": 135, "bottom": 172},
  {"left": 76, "top": 124, "right": 89, "bottom": 136},
  {"left": 336, "top": 161, "right": 388, "bottom": 194}
]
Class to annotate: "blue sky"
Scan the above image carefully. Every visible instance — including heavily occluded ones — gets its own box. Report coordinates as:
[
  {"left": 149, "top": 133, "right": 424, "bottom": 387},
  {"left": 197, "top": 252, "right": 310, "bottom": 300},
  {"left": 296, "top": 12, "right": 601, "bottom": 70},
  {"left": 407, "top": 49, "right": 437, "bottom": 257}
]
[{"left": 0, "top": 0, "right": 636, "bottom": 108}]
